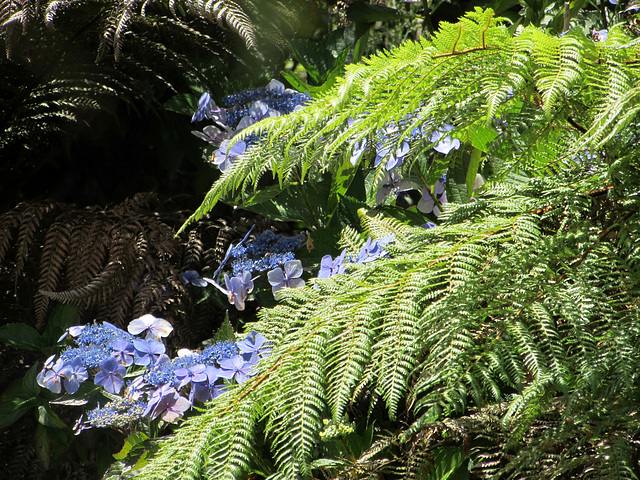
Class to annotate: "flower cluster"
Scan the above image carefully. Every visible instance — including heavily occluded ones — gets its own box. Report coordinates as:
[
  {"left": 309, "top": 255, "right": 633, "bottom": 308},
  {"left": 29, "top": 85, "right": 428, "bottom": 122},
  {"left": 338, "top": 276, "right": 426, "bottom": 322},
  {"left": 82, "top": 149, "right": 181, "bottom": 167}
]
[
  {"left": 191, "top": 79, "right": 311, "bottom": 172},
  {"left": 37, "top": 315, "right": 271, "bottom": 430},
  {"left": 318, "top": 235, "right": 394, "bottom": 279}
]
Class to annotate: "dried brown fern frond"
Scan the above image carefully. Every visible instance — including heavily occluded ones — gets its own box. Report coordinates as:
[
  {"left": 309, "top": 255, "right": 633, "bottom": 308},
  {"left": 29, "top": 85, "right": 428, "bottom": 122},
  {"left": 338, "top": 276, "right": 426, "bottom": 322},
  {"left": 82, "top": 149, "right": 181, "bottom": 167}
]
[{"left": 0, "top": 194, "right": 191, "bottom": 338}]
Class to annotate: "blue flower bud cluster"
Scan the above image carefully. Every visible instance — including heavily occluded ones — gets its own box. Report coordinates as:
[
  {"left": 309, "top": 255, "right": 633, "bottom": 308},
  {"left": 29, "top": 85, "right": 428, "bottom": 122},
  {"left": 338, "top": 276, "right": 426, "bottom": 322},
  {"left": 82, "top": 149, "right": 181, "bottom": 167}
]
[
  {"left": 37, "top": 315, "right": 272, "bottom": 431},
  {"left": 230, "top": 230, "right": 306, "bottom": 277}
]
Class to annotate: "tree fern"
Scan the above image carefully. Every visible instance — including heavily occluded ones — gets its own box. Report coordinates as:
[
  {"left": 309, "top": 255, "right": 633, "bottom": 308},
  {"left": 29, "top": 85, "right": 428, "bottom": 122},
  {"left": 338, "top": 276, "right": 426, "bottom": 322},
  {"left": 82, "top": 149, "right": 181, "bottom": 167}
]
[{"left": 119, "top": 8, "right": 640, "bottom": 479}]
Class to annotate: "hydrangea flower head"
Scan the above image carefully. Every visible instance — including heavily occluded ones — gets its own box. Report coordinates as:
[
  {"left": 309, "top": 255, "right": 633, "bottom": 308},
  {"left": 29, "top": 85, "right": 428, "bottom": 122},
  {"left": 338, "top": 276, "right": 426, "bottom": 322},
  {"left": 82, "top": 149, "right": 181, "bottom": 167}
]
[
  {"left": 267, "top": 259, "right": 305, "bottom": 298},
  {"left": 128, "top": 314, "right": 173, "bottom": 341}
]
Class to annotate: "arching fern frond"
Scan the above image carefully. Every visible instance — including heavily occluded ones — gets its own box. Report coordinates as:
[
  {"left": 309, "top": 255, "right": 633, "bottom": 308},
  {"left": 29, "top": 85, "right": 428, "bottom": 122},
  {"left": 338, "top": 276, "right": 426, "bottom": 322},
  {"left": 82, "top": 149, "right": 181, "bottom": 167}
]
[{"left": 181, "top": 8, "right": 640, "bottom": 232}]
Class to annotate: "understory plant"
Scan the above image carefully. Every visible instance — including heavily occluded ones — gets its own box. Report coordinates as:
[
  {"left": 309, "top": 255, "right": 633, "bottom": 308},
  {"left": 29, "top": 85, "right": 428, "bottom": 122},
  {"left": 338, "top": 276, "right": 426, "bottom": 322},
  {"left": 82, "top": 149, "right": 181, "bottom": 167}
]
[{"left": 104, "top": 7, "right": 640, "bottom": 480}]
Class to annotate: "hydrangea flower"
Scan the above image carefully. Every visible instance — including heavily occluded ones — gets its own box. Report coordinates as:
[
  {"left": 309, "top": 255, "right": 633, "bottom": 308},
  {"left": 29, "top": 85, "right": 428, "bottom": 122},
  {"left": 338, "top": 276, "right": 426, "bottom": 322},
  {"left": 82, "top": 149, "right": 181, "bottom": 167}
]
[
  {"left": 592, "top": 29, "right": 608, "bottom": 42},
  {"left": 128, "top": 314, "right": 173, "bottom": 341},
  {"left": 174, "top": 364, "right": 207, "bottom": 390},
  {"left": 354, "top": 236, "right": 394, "bottom": 264},
  {"left": 429, "top": 124, "right": 460, "bottom": 154},
  {"left": 60, "top": 358, "right": 89, "bottom": 394},
  {"left": 37, "top": 359, "right": 69, "bottom": 393},
  {"left": 133, "top": 339, "right": 166, "bottom": 367},
  {"left": 182, "top": 270, "right": 208, "bottom": 287},
  {"left": 267, "top": 260, "right": 305, "bottom": 298},
  {"left": 219, "top": 355, "right": 255, "bottom": 384},
  {"left": 318, "top": 249, "right": 348, "bottom": 278},
  {"left": 224, "top": 272, "right": 254, "bottom": 311},
  {"left": 237, "top": 330, "right": 272, "bottom": 362},
  {"left": 374, "top": 124, "right": 411, "bottom": 171},
  {"left": 94, "top": 357, "right": 126, "bottom": 394},
  {"left": 111, "top": 338, "right": 135, "bottom": 366},
  {"left": 347, "top": 118, "right": 368, "bottom": 166},
  {"left": 191, "top": 124, "right": 232, "bottom": 146},
  {"left": 212, "top": 140, "right": 247, "bottom": 172},
  {"left": 144, "top": 384, "right": 190, "bottom": 422}
]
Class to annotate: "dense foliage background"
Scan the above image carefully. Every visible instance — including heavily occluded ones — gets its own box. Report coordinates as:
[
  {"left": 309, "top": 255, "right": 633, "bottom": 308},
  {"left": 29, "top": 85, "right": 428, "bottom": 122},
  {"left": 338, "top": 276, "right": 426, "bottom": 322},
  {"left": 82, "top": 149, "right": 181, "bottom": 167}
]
[{"left": 1, "top": 0, "right": 639, "bottom": 479}]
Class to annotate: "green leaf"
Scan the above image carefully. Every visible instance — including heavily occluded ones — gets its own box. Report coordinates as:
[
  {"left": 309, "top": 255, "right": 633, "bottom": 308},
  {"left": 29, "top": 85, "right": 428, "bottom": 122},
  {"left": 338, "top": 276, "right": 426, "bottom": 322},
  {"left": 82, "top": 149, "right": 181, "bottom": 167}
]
[
  {"left": 35, "top": 424, "right": 51, "bottom": 470},
  {"left": 428, "top": 447, "right": 469, "bottom": 480},
  {"left": 22, "top": 363, "right": 42, "bottom": 398},
  {"left": 0, "top": 323, "right": 42, "bottom": 350},
  {"left": 41, "top": 304, "right": 80, "bottom": 346},
  {"left": 113, "top": 432, "right": 150, "bottom": 460},
  {"left": 164, "top": 93, "right": 199, "bottom": 116},
  {"left": 37, "top": 403, "right": 67, "bottom": 429},
  {"left": 326, "top": 155, "right": 358, "bottom": 224},
  {"left": 466, "top": 125, "right": 499, "bottom": 153},
  {"left": 213, "top": 315, "right": 236, "bottom": 344},
  {"left": 466, "top": 148, "right": 483, "bottom": 200},
  {"left": 0, "top": 378, "right": 36, "bottom": 429}
]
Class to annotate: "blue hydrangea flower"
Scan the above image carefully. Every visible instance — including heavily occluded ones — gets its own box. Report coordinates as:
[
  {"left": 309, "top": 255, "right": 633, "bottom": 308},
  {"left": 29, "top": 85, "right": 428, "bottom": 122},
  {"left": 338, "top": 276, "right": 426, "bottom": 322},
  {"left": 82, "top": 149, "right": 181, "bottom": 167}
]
[
  {"left": 237, "top": 330, "right": 272, "bottom": 362},
  {"left": 111, "top": 338, "right": 135, "bottom": 366},
  {"left": 347, "top": 118, "right": 368, "bottom": 166},
  {"left": 267, "top": 260, "right": 305, "bottom": 298},
  {"left": 212, "top": 140, "right": 246, "bottom": 172},
  {"left": 174, "top": 364, "right": 207, "bottom": 390},
  {"left": 61, "top": 358, "right": 89, "bottom": 394},
  {"left": 318, "top": 249, "right": 348, "bottom": 279},
  {"left": 144, "top": 384, "right": 190, "bottom": 422},
  {"left": 417, "top": 176, "right": 447, "bottom": 216},
  {"left": 182, "top": 270, "right": 208, "bottom": 287},
  {"left": 128, "top": 314, "right": 173, "bottom": 341},
  {"left": 374, "top": 124, "right": 411, "bottom": 171},
  {"left": 94, "top": 357, "right": 127, "bottom": 394},
  {"left": 219, "top": 355, "right": 255, "bottom": 384},
  {"left": 191, "top": 124, "right": 232, "bottom": 146},
  {"left": 133, "top": 339, "right": 166, "bottom": 367},
  {"left": 429, "top": 124, "right": 460, "bottom": 154},
  {"left": 592, "top": 29, "right": 608, "bottom": 42},
  {"left": 224, "top": 273, "right": 254, "bottom": 311},
  {"left": 37, "top": 359, "right": 68, "bottom": 393},
  {"left": 354, "top": 236, "right": 394, "bottom": 264}
]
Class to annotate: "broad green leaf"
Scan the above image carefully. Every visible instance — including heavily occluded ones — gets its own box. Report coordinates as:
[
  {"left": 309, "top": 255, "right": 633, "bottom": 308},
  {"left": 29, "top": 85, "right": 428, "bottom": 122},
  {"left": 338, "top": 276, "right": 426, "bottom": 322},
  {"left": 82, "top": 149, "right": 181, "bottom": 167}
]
[
  {"left": 428, "top": 447, "right": 469, "bottom": 480},
  {"left": 0, "top": 323, "right": 42, "bottom": 350},
  {"left": 35, "top": 424, "right": 51, "bottom": 470},
  {"left": 466, "top": 148, "right": 483, "bottom": 200},
  {"left": 37, "top": 403, "right": 67, "bottom": 429},
  {"left": 113, "top": 432, "right": 150, "bottom": 460},
  {"left": 22, "top": 363, "right": 42, "bottom": 398},
  {"left": 326, "top": 155, "right": 358, "bottom": 224},
  {"left": 0, "top": 378, "right": 36, "bottom": 429},
  {"left": 41, "top": 304, "right": 80, "bottom": 346}
]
